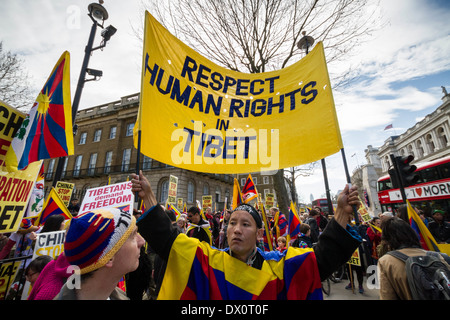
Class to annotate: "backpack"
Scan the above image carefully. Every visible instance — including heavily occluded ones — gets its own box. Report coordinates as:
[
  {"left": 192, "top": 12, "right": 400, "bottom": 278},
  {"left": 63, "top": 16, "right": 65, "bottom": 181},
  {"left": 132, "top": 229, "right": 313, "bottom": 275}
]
[{"left": 388, "top": 250, "right": 450, "bottom": 300}]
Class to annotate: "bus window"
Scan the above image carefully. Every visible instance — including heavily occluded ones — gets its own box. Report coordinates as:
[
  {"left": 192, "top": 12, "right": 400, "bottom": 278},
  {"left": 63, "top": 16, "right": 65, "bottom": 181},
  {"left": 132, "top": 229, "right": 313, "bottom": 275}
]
[
  {"left": 377, "top": 179, "right": 392, "bottom": 192},
  {"left": 438, "top": 162, "right": 450, "bottom": 179},
  {"left": 421, "top": 167, "right": 438, "bottom": 183}
]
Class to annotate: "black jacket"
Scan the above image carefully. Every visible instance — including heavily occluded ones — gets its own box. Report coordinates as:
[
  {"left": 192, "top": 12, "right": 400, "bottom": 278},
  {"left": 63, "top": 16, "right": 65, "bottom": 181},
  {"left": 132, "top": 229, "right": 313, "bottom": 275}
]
[{"left": 137, "top": 205, "right": 361, "bottom": 281}]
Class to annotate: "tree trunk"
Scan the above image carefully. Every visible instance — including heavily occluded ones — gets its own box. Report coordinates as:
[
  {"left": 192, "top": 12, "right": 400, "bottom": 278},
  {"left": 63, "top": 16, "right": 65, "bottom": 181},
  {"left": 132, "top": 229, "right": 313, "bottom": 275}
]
[{"left": 273, "top": 169, "right": 289, "bottom": 215}]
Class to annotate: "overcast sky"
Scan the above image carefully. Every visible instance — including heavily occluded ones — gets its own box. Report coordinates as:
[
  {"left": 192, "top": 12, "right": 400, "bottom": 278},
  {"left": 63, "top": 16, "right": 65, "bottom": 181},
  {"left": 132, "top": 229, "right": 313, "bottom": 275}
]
[{"left": 1, "top": 0, "right": 449, "bottom": 203}]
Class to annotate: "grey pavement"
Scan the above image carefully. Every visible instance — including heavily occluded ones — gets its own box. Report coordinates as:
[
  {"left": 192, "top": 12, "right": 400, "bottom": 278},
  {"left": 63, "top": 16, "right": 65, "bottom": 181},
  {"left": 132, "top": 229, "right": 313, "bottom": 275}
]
[{"left": 323, "top": 277, "right": 380, "bottom": 300}]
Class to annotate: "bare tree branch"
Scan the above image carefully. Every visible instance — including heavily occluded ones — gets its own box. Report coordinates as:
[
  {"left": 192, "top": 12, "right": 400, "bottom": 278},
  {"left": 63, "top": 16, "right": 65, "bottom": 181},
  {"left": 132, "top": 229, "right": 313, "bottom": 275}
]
[{"left": 0, "top": 41, "right": 34, "bottom": 111}]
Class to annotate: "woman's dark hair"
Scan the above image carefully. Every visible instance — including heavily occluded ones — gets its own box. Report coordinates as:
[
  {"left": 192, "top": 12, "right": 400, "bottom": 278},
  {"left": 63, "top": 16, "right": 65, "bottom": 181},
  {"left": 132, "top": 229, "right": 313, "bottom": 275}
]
[
  {"left": 381, "top": 217, "right": 421, "bottom": 250},
  {"left": 396, "top": 204, "right": 409, "bottom": 223},
  {"left": 25, "top": 255, "right": 53, "bottom": 275},
  {"left": 187, "top": 206, "right": 200, "bottom": 215},
  {"left": 41, "top": 214, "right": 65, "bottom": 234}
]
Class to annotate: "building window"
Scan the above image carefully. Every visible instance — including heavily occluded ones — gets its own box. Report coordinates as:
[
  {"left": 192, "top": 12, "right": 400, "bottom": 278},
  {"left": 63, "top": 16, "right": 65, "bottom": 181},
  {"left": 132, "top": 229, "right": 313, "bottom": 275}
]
[
  {"left": 93, "top": 129, "right": 102, "bottom": 142},
  {"left": 46, "top": 159, "right": 56, "bottom": 179},
  {"left": 104, "top": 151, "right": 113, "bottom": 174},
  {"left": 425, "top": 134, "right": 435, "bottom": 153},
  {"left": 215, "top": 186, "right": 221, "bottom": 203},
  {"left": 263, "top": 176, "right": 270, "bottom": 184},
  {"left": 253, "top": 177, "right": 258, "bottom": 185},
  {"left": 88, "top": 153, "right": 97, "bottom": 175},
  {"left": 74, "top": 155, "right": 82, "bottom": 177},
  {"left": 438, "top": 127, "right": 448, "bottom": 147},
  {"left": 416, "top": 140, "right": 424, "bottom": 158},
  {"left": 241, "top": 178, "right": 246, "bottom": 186},
  {"left": 61, "top": 157, "right": 68, "bottom": 178},
  {"left": 79, "top": 132, "right": 87, "bottom": 145},
  {"left": 383, "top": 156, "right": 390, "bottom": 172},
  {"left": 159, "top": 179, "right": 169, "bottom": 203},
  {"left": 122, "top": 148, "right": 131, "bottom": 172},
  {"left": 126, "top": 123, "right": 134, "bottom": 136},
  {"left": 187, "top": 181, "right": 195, "bottom": 203},
  {"left": 203, "top": 183, "right": 209, "bottom": 195},
  {"left": 407, "top": 145, "right": 415, "bottom": 158},
  {"left": 142, "top": 155, "right": 152, "bottom": 170},
  {"left": 109, "top": 126, "right": 117, "bottom": 139}
]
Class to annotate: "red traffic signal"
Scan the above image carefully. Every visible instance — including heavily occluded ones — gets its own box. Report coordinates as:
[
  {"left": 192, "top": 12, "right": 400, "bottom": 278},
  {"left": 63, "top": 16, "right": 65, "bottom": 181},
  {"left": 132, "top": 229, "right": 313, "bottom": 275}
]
[{"left": 395, "top": 155, "right": 419, "bottom": 187}]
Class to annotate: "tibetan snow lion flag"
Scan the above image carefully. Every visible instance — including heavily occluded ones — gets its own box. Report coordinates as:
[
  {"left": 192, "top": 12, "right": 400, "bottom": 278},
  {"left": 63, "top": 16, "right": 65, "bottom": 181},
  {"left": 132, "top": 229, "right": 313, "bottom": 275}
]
[
  {"left": 35, "top": 187, "right": 72, "bottom": 226},
  {"left": 5, "top": 51, "right": 73, "bottom": 171},
  {"left": 158, "top": 233, "right": 323, "bottom": 300},
  {"left": 242, "top": 174, "right": 258, "bottom": 203},
  {"left": 287, "top": 202, "right": 302, "bottom": 244},
  {"left": 135, "top": 12, "right": 343, "bottom": 174}
]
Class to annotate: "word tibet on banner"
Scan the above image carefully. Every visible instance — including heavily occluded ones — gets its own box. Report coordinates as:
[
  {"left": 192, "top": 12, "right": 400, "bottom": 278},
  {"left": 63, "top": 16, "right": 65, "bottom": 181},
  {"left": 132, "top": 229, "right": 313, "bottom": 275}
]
[
  {"left": 135, "top": 12, "right": 343, "bottom": 174},
  {"left": 0, "top": 100, "right": 26, "bottom": 168},
  {"left": 79, "top": 181, "right": 134, "bottom": 215}
]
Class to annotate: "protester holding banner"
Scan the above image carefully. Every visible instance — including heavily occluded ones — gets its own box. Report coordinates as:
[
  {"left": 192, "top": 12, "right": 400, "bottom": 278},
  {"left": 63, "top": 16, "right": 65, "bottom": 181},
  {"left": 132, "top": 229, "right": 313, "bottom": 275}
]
[
  {"left": 131, "top": 171, "right": 361, "bottom": 299},
  {"left": 54, "top": 208, "right": 144, "bottom": 300}
]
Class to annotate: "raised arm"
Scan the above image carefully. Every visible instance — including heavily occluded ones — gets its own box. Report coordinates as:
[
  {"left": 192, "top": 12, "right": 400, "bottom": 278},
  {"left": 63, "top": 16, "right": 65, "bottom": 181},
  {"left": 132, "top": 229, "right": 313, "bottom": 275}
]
[
  {"left": 131, "top": 171, "right": 179, "bottom": 260},
  {"left": 313, "top": 184, "right": 362, "bottom": 281}
]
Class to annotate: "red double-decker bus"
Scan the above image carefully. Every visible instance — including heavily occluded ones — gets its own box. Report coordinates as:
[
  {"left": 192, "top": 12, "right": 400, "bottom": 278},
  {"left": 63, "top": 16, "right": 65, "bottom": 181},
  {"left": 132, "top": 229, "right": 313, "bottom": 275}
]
[
  {"left": 377, "top": 155, "right": 450, "bottom": 215},
  {"left": 311, "top": 198, "right": 335, "bottom": 214}
]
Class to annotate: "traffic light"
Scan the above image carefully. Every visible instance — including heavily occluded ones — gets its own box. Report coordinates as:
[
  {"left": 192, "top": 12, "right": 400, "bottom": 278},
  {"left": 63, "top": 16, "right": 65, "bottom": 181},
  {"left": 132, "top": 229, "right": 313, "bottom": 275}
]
[
  {"left": 395, "top": 155, "right": 419, "bottom": 187},
  {"left": 388, "top": 168, "right": 401, "bottom": 189}
]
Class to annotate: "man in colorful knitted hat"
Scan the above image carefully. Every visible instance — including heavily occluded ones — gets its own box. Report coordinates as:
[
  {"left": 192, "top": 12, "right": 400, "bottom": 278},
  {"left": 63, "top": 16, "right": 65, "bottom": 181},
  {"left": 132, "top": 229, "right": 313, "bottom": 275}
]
[{"left": 55, "top": 208, "right": 145, "bottom": 300}]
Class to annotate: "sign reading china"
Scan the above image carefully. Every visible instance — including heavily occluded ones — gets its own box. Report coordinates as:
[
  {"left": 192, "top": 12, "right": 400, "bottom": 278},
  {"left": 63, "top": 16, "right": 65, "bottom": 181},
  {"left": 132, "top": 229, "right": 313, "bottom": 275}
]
[
  {"left": 79, "top": 181, "right": 134, "bottom": 215},
  {"left": 167, "top": 175, "right": 178, "bottom": 204},
  {"left": 202, "top": 195, "right": 212, "bottom": 209},
  {"left": 134, "top": 12, "right": 343, "bottom": 174},
  {"left": 54, "top": 181, "right": 74, "bottom": 207},
  {"left": 387, "top": 178, "right": 450, "bottom": 202},
  {"left": 0, "top": 100, "right": 25, "bottom": 168}
]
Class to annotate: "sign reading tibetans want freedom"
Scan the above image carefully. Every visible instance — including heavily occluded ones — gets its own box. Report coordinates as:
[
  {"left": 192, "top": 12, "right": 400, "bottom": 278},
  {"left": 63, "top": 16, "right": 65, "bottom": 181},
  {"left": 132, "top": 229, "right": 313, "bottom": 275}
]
[
  {"left": 79, "top": 181, "right": 134, "bottom": 215},
  {"left": 135, "top": 12, "right": 343, "bottom": 174}
]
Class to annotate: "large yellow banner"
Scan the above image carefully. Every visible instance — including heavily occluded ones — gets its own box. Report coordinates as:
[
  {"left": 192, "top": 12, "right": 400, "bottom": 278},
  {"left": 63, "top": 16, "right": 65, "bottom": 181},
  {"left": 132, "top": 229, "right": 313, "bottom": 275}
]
[
  {"left": 135, "top": 12, "right": 343, "bottom": 174},
  {"left": 0, "top": 160, "right": 42, "bottom": 233}
]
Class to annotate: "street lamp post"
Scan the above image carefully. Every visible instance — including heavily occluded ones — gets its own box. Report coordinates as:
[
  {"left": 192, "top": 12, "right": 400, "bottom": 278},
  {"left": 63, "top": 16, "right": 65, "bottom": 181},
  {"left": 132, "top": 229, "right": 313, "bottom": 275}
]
[
  {"left": 296, "top": 31, "right": 359, "bottom": 224},
  {"left": 52, "top": 1, "right": 116, "bottom": 187},
  {"left": 297, "top": 32, "right": 334, "bottom": 216}
]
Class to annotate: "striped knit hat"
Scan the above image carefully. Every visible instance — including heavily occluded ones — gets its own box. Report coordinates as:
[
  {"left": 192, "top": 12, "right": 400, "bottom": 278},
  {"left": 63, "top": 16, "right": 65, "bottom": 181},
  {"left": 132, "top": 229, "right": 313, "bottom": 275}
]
[{"left": 64, "top": 208, "right": 136, "bottom": 275}]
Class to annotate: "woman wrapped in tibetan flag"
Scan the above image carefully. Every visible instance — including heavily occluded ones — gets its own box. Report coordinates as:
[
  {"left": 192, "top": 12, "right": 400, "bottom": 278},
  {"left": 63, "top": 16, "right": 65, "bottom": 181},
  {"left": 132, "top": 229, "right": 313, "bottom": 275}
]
[{"left": 131, "top": 171, "right": 361, "bottom": 300}]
